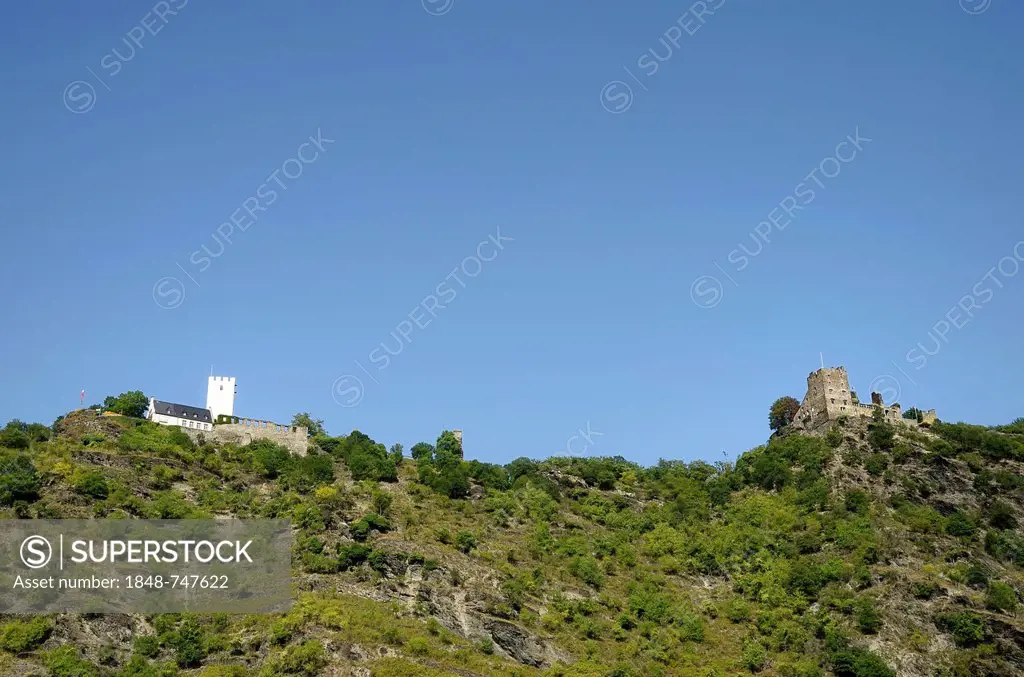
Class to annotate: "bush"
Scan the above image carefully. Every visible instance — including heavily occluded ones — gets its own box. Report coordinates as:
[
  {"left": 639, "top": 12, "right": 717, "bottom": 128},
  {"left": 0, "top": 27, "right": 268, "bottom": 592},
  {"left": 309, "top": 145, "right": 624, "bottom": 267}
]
[
  {"left": 268, "top": 639, "right": 326, "bottom": 675},
  {"left": 44, "top": 646, "right": 98, "bottom": 677},
  {"left": 455, "top": 531, "right": 477, "bottom": 554},
  {"left": 350, "top": 513, "right": 390, "bottom": 541},
  {"left": 174, "top": 619, "right": 205, "bottom": 667},
  {"left": 103, "top": 390, "right": 150, "bottom": 418},
  {"left": 945, "top": 511, "right": 978, "bottom": 538},
  {"left": 133, "top": 635, "right": 159, "bottom": 658},
  {"left": 0, "top": 616, "right": 53, "bottom": 652},
  {"left": 936, "top": 612, "right": 986, "bottom": 647},
  {"left": 248, "top": 440, "right": 291, "bottom": 479},
  {"left": 569, "top": 556, "right": 604, "bottom": 589},
  {"left": 985, "top": 581, "right": 1018, "bottom": 612},
  {"left": 844, "top": 490, "right": 870, "bottom": 515},
  {"left": 830, "top": 648, "right": 894, "bottom": 677},
  {"left": 0, "top": 452, "right": 40, "bottom": 505},
  {"left": 74, "top": 471, "right": 110, "bottom": 499},
  {"left": 854, "top": 598, "right": 883, "bottom": 634}
]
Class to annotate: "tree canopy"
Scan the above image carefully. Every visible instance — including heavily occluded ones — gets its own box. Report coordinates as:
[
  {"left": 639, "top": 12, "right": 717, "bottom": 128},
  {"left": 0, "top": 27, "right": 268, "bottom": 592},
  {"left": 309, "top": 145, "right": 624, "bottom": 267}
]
[{"left": 769, "top": 396, "right": 801, "bottom": 431}]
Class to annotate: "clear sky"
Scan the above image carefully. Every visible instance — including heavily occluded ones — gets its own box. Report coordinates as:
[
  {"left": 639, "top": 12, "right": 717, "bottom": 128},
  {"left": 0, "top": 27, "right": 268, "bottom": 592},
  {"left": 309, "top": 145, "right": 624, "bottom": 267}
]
[{"left": 1, "top": 0, "right": 1021, "bottom": 466}]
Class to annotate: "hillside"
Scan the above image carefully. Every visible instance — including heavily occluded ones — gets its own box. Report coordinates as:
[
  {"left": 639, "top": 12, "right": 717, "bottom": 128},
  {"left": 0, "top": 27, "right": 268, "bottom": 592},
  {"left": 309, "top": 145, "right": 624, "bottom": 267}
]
[{"left": 0, "top": 407, "right": 1023, "bottom": 677}]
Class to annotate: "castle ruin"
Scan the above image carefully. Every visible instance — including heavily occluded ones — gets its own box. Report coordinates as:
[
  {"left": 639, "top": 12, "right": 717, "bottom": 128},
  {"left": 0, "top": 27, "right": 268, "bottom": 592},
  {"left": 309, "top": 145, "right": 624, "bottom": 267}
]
[{"left": 792, "top": 366, "right": 936, "bottom": 431}]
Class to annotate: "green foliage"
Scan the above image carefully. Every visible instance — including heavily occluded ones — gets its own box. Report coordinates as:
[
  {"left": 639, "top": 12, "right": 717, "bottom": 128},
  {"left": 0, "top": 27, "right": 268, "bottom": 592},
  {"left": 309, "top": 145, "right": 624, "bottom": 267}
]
[
  {"left": 933, "top": 421, "right": 1024, "bottom": 460},
  {"left": 830, "top": 648, "right": 894, "bottom": 677},
  {"left": 769, "top": 396, "right": 801, "bottom": 431},
  {"left": 824, "top": 426, "right": 843, "bottom": 448},
  {"left": 290, "top": 412, "right": 325, "bottom": 437},
  {"left": 867, "top": 412, "right": 895, "bottom": 452},
  {"left": 945, "top": 510, "right": 978, "bottom": 538},
  {"left": 351, "top": 513, "right": 390, "bottom": 541},
  {"left": 329, "top": 430, "right": 397, "bottom": 482},
  {"left": 410, "top": 442, "right": 434, "bottom": 461},
  {"left": 174, "top": 619, "right": 205, "bottom": 667},
  {"left": 988, "top": 501, "right": 1016, "bottom": 529},
  {"left": 863, "top": 453, "right": 887, "bottom": 477},
  {"left": 985, "top": 581, "right": 1018, "bottom": 612},
  {"left": 248, "top": 439, "right": 291, "bottom": 478},
  {"left": 569, "top": 556, "right": 604, "bottom": 588},
  {"left": 133, "top": 635, "right": 160, "bottom": 658},
  {"left": 74, "top": 471, "right": 110, "bottom": 499},
  {"left": 0, "top": 616, "right": 52, "bottom": 652},
  {"left": 455, "top": 530, "right": 478, "bottom": 554},
  {"left": 44, "top": 646, "right": 98, "bottom": 677},
  {"left": 936, "top": 612, "right": 987, "bottom": 647},
  {"left": 103, "top": 390, "right": 150, "bottom": 418},
  {"left": 0, "top": 419, "right": 50, "bottom": 448},
  {"left": 0, "top": 452, "right": 40, "bottom": 505},
  {"left": 844, "top": 490, "right": 870, "bottom": 516},
  {"left": 265, "top": 639, "right": 326, "bottom": 675},
  {"left": 854, "top": 597, "right": 883, "bottom": 633}
]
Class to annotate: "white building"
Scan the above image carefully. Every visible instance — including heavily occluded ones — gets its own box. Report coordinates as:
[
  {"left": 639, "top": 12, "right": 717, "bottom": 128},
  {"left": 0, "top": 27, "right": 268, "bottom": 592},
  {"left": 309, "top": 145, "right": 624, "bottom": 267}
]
[
  {"left": 146, "top": 375, "right": 236, "bottom": 430},
  {"left": 206, "top": 376, "right": 236, "bottom": 421},
  {"left": 146, "top": 398, "right": 214, "bottom": 431}
]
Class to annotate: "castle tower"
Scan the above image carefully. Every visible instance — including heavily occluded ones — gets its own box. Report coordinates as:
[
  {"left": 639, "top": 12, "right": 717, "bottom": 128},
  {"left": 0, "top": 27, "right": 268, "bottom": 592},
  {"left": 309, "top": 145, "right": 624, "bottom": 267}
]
[
  {"left": 453, "top": 429, "right": 463, "bottom": 458},
  {"left": 793, "top": 366, "right": 854, "bottom": 428},
  {"left": 206, "top": 376, "right": 236, "bottom": 422}
]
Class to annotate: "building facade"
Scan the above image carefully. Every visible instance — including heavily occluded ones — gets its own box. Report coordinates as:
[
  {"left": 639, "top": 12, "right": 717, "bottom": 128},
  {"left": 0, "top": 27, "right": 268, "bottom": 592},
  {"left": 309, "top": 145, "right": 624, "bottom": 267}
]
[{"left": 146, "top": 398, "right": 214, "bottom": 431}]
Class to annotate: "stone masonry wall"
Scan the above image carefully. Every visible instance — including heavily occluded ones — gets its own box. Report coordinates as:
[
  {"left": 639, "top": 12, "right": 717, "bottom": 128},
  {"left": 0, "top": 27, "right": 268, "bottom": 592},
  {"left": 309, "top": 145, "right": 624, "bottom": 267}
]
[
  {"left": 794, "top": 366, "right": 933, "bottom": 431},
  {"left": 183, "top": 419, "right": 308, "bottom": 456}
]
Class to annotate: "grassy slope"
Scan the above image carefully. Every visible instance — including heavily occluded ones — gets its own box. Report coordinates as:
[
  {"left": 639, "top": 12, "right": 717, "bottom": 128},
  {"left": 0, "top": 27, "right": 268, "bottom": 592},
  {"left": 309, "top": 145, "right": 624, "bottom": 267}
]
[{"left": 0, "top": 411, "right": 1022, "bottom": 677}]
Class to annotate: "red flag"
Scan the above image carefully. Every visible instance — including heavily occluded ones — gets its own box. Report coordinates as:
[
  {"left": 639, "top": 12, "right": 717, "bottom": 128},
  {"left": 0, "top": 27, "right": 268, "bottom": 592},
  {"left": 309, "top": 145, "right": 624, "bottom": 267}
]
[{"left": 80, "top": 389, "right": 85, "bottom": 405}]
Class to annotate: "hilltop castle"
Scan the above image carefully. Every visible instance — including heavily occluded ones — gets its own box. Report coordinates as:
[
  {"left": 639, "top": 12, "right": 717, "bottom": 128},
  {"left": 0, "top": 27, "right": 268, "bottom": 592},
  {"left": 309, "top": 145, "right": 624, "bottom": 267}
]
[
  {"left": 146, "top": 375, "right": 309, "bottom": 455},
  {"left": 792, "top": 366, "right": 936, "bottom": 431}
]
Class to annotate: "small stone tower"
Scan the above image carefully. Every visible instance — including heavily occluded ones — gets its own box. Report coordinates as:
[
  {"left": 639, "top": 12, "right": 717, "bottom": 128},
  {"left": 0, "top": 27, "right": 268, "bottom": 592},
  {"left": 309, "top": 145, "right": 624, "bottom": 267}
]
[
  {"left": 206, "top": 376, "right": 237, "bottom": 422},
  {"left": 453, "top": 429, "right": 463, "bottom": 458},
  {"left": 793, "top": 366, "right": 855, "bottom": 429}
]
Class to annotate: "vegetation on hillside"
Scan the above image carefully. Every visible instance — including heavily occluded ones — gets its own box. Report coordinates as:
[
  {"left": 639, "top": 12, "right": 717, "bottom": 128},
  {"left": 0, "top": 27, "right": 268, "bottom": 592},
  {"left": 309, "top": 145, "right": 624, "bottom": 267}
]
[{"left": 0, "top": 402, "right": 1022, "bottom": 677}]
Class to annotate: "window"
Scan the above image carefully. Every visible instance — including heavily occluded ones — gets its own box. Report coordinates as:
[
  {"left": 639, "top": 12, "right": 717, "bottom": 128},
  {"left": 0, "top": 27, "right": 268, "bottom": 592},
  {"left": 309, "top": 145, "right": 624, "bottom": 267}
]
[
  {"left": 831, "top": 398, "right": 835, "bottom": 404},
  {"left": 220, "top": 385, "right": 223, "bottom": 391}
]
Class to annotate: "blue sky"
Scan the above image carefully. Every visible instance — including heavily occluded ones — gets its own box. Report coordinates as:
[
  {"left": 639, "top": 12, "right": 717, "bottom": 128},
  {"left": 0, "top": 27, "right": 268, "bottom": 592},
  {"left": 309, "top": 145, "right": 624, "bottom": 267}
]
[{"left": 1, "top": 0, "right": 1021, "bottom": 466}]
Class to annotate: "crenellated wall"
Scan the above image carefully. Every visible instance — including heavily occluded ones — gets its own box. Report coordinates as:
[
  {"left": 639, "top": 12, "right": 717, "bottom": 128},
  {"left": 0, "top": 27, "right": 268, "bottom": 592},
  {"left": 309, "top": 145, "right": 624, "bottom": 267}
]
[
  {"left": 182, "top": 417, "right": 308, "bottom": 456},
  {"left": 792, "top": 366, "right": 936, "bottom": 431}
]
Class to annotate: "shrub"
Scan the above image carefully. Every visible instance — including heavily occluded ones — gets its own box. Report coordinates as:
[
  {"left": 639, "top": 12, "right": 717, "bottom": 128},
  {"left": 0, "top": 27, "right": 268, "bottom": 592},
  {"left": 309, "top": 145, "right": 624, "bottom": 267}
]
[
  {"left": 174, "top": 619, "right": 205, "bottom": 667},
  {"left": 769, "top": 396, "right": 801, "bottom": 431},
  {"left": 0, "top": 452, "right": 40, "bottom": 505},
  {"left": 455, "top": 531, "right": 478, "bottom": 554},
  {"left": 74, "top": 471, "right": 110, "bottom": 499},
  {"left": 338, "top": 543, "right": 372, "bottom": 570},
  {"left": 0, "top": 616, "right": 53, "bottom": 652},
  {"left": 985, "top": 581, "right": 1017, "bottom": 612},
  {"left": 936, "top": 612, "right": 986, "bottom": 647},
  {"left": 945, "top": 511, "right": 978, "bottom": 538},
  {"left": 133, "top": 635, "right": 160, "bottom": 657},
  {"left": 268, "top": 639, "right": 326, "bottom": 675},
  {"left": 830, "top": 648, "right": 894, "bottom": 677},
  {"left": 844, "top": 490, "right": 870, "bottom": 515},
  {"left": 570, "top": 556, "right": 604, "bottom": 589},
  {"left": 825, "top": 426, "right": 844, "bottom": 448},
  {"left": 102, "top": 390, "right": 150, "bottom": 418},
  {"left": 248, "top": 440, "right": 291, "bottom": 479},
  {"left": 863, "top": 454, "right": 887, "bottom": 477},
  {"left": 854, "top": 598, "right": 883, "bottom": 634},
  {"left": 988, "top": 501, "right": 1017, "bottom": 529},
  {"left": 44, "top": 646, "right": 98, "bottom": 677},
  {"left": 350, "top": 513, "right": 390, "bottom": 541}
]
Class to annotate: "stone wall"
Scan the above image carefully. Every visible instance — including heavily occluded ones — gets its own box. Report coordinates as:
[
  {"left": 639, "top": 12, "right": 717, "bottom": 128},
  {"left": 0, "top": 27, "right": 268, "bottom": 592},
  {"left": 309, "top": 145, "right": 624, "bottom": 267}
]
[
  {"left": 183, "top": 417, "right": 308, "bottom": 456},
  {"left": 793, "top": 366, "right": 936, "bottom": 431}
]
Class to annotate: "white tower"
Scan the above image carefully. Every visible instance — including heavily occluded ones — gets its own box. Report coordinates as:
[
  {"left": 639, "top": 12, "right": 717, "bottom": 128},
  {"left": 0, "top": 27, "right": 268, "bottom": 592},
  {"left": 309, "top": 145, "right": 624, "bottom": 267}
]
[{"left": 206, "top": 376, "right": 236, "bottom": 422}]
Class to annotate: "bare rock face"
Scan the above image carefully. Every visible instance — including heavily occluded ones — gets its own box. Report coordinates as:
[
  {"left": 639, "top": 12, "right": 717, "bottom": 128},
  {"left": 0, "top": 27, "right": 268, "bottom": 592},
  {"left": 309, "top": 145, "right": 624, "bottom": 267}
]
[{"left": 483, "top": 618, "right": 545, "bottom": 667}]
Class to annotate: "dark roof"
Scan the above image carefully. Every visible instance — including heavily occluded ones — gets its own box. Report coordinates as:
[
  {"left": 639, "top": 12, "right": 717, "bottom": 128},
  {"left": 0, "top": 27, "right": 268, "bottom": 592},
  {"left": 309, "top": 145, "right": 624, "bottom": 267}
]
[{"left": 152, "top": 400, "right": 212, "bottom": 422}]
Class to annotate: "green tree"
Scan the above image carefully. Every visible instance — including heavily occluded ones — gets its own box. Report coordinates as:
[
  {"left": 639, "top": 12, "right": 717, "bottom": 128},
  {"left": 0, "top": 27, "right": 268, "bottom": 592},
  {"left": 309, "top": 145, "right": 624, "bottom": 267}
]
[
  {"left": 174, "top": 618, "right": 205, "bottom": 667},
  {"left": 769, "top": 396, "right": 801, "bottom": 431},
  {"left": 103, "top": 391, "right": 150, "bottom": 418},
  {"left": 291, "top": 412, "right": 325, "bottom": 437},
  {"left": 410, "top": 442, "right": 435, "bottom": 461},
  {"left": 0, "top": 452, "right": 41, "bottom": 505},
  {"left": 436, "top": 430, "right": 462, "bottom": 458}
]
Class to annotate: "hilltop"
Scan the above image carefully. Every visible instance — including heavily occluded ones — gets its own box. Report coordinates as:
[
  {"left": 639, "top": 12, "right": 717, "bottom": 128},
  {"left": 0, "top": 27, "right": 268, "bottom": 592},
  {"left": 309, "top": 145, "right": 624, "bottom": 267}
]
[{"left": 0, "top": 402, "right": 1023, "bottom": 677}]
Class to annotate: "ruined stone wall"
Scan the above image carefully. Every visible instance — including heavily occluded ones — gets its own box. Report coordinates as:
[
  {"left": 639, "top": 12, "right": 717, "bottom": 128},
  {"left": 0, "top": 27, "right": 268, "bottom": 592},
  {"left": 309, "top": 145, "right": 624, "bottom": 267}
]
[{"left": 183, "top": 418, "right": 308, "bottom": 456}]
